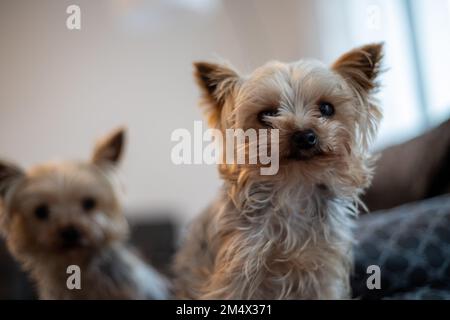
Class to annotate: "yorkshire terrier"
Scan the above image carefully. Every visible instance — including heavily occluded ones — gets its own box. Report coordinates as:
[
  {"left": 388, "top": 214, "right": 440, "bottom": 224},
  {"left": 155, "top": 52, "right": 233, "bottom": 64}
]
[
  {"left": 0, "top": 128, "right": 168, "bottom": 299},
  {"left": 174, "top": 43, "right": 384, "bottom": 299}
]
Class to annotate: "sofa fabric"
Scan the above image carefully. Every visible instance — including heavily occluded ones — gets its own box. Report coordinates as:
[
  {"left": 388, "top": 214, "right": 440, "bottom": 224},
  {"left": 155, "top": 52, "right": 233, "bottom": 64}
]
[
  {"left": 363, "top": 118, "right": 450, "bottom": 212},
  {"left": 352, "top": 195, "right": 450, "bottom": 299}
]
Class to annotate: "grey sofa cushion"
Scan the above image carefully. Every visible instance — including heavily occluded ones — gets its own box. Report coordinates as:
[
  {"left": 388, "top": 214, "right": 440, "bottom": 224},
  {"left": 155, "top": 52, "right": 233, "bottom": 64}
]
[{"left": 352, "top": 195, "right": 450, "bottom": 299}]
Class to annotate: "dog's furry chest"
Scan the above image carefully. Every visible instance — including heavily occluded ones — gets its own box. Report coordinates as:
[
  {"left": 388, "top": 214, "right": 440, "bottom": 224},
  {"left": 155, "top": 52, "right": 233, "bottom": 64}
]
[{"left": 174, "top": 186, "right": 355, "bottom": 299}]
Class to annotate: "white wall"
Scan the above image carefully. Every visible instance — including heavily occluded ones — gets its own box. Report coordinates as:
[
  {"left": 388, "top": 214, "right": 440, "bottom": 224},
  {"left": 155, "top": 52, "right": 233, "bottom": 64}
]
[{"left": 0, "top": 0, "right": 321, "bottom": 224}]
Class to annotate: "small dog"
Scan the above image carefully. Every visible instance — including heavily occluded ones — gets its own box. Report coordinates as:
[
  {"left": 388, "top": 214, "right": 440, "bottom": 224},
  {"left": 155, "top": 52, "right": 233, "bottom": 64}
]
[
  {"left": 174, "top": 43, "right": 384, "bottom": 299},
  {"left": 0, "top": 128, "right": 168, "bottom": 299}
]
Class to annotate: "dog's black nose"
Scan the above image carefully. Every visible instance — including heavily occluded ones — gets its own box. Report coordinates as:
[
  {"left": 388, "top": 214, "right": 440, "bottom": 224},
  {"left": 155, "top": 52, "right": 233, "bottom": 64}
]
[
  {"left": 292, "top": 130, "right": 317, "bottom": 149},
  {"left": 60, "top": 226, "right": 81, "bottom": 245}
]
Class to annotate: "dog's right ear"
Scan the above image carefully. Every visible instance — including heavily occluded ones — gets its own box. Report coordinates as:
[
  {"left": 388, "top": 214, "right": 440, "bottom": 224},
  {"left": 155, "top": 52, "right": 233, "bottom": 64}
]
[
  {"left": 332, "top": 43, "right": 384, "bottom": 148},
  {"left": 91, "top": 127, "right": 126, "bottom": 168},
  {"left": 194, "top": 62, "right": 240, "bottom": 127},
  {"left": 0, "top": 160, "right": 25, "bottom": 199},
  {"left": 332, "top": 43, "right": 384, "bottom": 94}
]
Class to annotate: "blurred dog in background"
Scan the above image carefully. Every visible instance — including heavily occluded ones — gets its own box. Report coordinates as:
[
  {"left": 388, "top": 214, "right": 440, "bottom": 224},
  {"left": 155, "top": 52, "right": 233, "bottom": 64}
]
[{"left": 0, "top": 128, "right": 169, "bottom": 299}]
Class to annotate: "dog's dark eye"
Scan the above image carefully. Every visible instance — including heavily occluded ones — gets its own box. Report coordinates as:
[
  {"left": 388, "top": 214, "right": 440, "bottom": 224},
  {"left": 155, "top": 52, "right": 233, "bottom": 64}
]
[
  {"left": 319, "top": 102, "right": 335, "bottom": 117},
  {"left": 34, "top": 204, "right": 49, "bottom": 220},
  {"left": 81, "top": 197, "right": 96, "bottom": 212},
  {"left": 258, "top": 109, "right": 279, "bottom": 126}
]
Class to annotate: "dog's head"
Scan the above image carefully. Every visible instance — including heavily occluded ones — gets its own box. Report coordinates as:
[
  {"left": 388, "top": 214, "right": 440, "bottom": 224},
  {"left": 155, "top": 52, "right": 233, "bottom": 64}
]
[
  {"left": 194, "top": 44, "right": 383, "bottom": 194},
  {"left": 0, "top": 128, "right": 128, "bottom": 262}
]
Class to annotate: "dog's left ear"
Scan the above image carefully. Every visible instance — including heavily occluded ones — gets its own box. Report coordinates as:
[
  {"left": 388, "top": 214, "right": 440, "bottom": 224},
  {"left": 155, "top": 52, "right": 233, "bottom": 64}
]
[
  {"left": 0, "top": 161, "right": 25, "bottom": 233},
  {"left": 332, "top": 43, "right": 383, "bottom": 94},
  {"left": 332, "top": 43, "right": 384, "bottom": 148},
  {"left": 91, "top": 127, "right": 126, "bottom": 168},
  {"left": 0, "top": 161, "right": 25, "bottom": 199}
]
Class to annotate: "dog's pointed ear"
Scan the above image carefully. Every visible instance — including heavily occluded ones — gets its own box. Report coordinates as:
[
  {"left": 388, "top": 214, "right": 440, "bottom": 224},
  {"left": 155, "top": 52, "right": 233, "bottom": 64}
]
[
  {"left": 332, "top": 43, "right": 384, "bottom": 93},
  {"left": 194, "top": 62, "right": 240, "bottom": 127},
  {"left": 0, "top": 160, "right": 25, "bottom": 199},
  {"left": 332, "top": 43, "right": 384, "bottom": 148},
  {"left": 91, "top": 127, "right": 126, "bottom": 167}
]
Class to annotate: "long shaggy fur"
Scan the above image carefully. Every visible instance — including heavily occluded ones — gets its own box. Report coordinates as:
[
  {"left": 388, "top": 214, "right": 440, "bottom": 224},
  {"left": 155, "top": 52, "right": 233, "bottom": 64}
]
[{"left": 174, "top": 43, "right": 384, "bottom": 299}]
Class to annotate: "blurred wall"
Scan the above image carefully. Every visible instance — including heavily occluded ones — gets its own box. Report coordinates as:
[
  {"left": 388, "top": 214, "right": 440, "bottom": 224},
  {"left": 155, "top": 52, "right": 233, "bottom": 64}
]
[{"left": 0, "top": 0, "right": 321, "bottom": 224}]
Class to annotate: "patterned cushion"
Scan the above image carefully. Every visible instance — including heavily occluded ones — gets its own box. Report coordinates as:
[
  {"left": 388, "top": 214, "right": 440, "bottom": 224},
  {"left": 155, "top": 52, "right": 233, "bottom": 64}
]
[{"left": 352, "top": 195, "right": 450, "bottom": 299}]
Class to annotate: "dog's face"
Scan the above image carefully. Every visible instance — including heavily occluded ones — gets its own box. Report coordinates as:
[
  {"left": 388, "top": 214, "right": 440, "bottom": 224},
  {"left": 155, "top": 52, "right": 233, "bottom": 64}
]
[
  {"left": 194, "top": 44, "right": 383, "bottom": 191},
  {"left": 0, "top": 128, "right": 128, "bottom": 261}
]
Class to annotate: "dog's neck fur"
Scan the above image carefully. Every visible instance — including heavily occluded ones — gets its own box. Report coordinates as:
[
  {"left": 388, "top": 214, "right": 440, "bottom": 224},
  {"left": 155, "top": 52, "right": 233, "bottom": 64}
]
[{"left": 205, "top": 175, "right": 356, "bottom": 299}]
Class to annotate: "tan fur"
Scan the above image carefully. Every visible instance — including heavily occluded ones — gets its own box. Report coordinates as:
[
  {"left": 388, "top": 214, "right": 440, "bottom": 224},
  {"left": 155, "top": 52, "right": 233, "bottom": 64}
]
[
  {"left": 0, "top": 128, "right": 168, "bottom": 299},
  {"left": 173, "top": 44, "right": 384, "bottom": 299}
]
